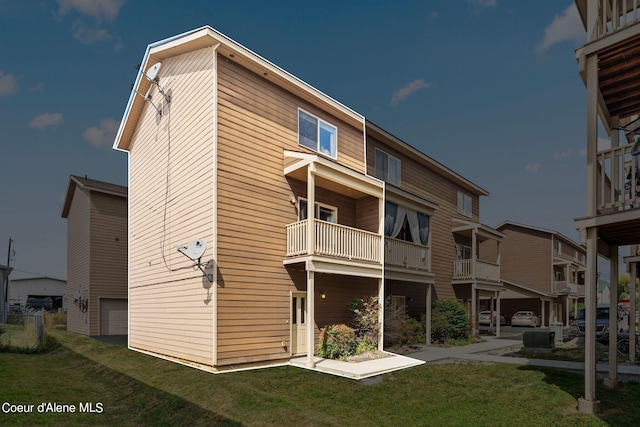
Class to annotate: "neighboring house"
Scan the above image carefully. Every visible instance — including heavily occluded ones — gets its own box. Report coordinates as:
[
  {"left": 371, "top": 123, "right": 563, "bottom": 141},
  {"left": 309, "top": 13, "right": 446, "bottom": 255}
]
[
  {"left": 112, "top": 26, "right": 501, "bottom": 371},
  {"left": 8, "top": 274, "right": 67, "bottom": 312},
  {"left": 0, "top": 264, "right": 12, "bottom": 323},
  {"left": 597, "top": 279, "right": 610, "bottom": 304},
  {"left": 574, "top": 0, "right": 640, "bottom": 413},
  {"left": 494, "top": 221, "right": 585, "bottom": 327},
  {"left": 61, "top": 175, "right": 128, "bottom": 336}
]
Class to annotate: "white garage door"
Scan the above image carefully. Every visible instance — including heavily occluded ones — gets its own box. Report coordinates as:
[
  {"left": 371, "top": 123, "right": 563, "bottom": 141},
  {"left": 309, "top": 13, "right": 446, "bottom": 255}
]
[{"left": 100, "top": 298, "right": 128, "bottom": 335}]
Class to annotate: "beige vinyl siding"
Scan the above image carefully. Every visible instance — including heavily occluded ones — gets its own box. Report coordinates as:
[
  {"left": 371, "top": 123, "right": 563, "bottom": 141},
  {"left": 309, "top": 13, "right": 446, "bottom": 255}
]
[
  {"left": 367, "top": 136, "right": 478, "bottom": 300},
  {"left": 88, "top": 192, "right": 127, "bottom": 335},
  {"left": 66, "top": 187, "right": 90, "bottom": 336},
  {"left": 128, "top": 47, "right": 215, "bottom": 365},
  {"left": 216, "top": 55, "right": 367, "bottom": 365},
  {"left": 499, "top": 225, "right": 551, "bottom": 292}
]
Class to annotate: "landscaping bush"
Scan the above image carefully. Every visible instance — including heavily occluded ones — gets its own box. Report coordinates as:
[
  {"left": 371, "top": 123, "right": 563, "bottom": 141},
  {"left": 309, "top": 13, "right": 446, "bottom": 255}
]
[
  {"left": 348, "top": 295, "right": 380, "bottom": 348},
  {"left": 383, "top": 296, "right": 425, "bottom": 347},
  {"left": 316, "top": 324, "right": 357, "bottom": 360},
  {"left": 431, "top": 299, "right": 470, "bottom": 344}
]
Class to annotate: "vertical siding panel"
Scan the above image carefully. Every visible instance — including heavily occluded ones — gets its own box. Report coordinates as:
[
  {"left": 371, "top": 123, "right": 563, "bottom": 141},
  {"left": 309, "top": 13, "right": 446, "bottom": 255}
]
[{"left": 128, "top": 47, "right": 215, "bottom": 365}]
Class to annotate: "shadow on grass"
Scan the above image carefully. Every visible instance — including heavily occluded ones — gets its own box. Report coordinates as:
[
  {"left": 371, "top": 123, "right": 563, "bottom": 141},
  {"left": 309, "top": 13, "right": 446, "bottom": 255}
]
[
  {"left": 0, "top": 341, "right": 242, "bottom": 427},
  {"left": 517, "top": 365, "right": 640, "bottom": 426}
]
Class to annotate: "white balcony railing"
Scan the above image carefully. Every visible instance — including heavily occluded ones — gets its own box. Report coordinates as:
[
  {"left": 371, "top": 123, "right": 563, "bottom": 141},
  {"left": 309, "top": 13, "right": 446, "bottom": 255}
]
[
  {"left": 286, "top": 220, "right": 381, "bottom": 263},
  {"left": 553, "top": 281, "right": 586, "bottom": 297},
  {"left": 453, "top": 259, "right": 500, "bottom": 282},
  {"left": 596, "top": 143, "right": 640, "bottom": 212},
  {"left": 590, "top": 0, "right": 640, "bottom": 41},
  {"left": 385, "top": 238, "right": 431, "bottom": 271}
]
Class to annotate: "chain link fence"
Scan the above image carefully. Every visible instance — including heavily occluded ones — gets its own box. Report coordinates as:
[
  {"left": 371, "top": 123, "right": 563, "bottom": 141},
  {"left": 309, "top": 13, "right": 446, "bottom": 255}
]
[{"left": 0, "top": 309, "right": 45, "bottom": 351}]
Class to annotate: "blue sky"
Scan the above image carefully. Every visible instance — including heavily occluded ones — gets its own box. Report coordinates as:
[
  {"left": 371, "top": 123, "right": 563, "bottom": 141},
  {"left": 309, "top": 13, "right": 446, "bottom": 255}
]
[{"left": 1, "top": 1, "right": 603, "bottom": 279}]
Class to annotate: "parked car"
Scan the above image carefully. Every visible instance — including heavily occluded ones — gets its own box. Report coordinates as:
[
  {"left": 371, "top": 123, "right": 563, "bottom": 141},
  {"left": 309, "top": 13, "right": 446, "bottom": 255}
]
[
  {"left": 511, "top": 311, "right": 539, "bottom": 327},
  {"left": 478, "top": 311, "right": 505, "bottom": 326},
  {"left": 569, "top": 304, "right": 627, "bottom": 342}
]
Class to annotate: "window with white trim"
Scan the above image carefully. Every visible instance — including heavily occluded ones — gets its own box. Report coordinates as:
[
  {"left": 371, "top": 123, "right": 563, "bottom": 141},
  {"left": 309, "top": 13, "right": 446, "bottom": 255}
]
[
  {"left": 556, "top": 240, "right": 562, "bottom": 255},
  {"left": 298, "top": 198, "right": 337, "bottom": 223},
  {"left": 298, "top": 109, "right": 337, "bottom": 158},
  {"left": 375, "top": 149, "right": 401, "bottom": 186},
  {"left": 456, "top": 191, "right": 472, "bottom": 217}
]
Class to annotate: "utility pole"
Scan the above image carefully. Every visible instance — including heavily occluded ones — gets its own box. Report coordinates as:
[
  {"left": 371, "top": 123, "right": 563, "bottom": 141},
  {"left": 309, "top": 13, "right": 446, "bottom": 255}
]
[{"left": 5, "top": 238, "right": 13, "bottom": 305}]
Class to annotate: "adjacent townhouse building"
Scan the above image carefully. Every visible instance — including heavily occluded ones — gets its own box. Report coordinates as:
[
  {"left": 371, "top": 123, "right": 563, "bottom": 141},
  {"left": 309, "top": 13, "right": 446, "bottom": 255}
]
[
  {"left": 574, "top": 0, "right": 640, "bottom": 413},
  {"left": 494, "top": 221, "right": 585, "bottom": 327},
  {"left": 62, "top": 175, "right": 128, "bottom": 336},
  {"left": 112, "top": 26, "right": 502, "bottom": 372}
]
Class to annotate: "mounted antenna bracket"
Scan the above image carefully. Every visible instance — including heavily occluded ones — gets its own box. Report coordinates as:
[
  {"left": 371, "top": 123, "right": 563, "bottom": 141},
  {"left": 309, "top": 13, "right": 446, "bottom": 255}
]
[
  {"left": 134, "top": 62, "right": 171, "bottom": 116},
  {"left": 176, "top": 239, "right": 213, "bottom": 282}
]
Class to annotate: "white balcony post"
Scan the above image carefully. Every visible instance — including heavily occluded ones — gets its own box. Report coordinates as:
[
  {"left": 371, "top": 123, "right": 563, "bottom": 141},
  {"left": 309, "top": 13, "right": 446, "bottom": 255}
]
[
  {"left": 495, "top": 291, "right": 501, "bottom": 337},
  {"left": 605, "top": 245, "right": 619, "bottom": 388},
  {"left": 471, "top": 229, "right": 477, "bottom": 279},
  {"left": 379, "top": 194, "right": 385, "bottom": 267},
  {"left": 586, "top": 54, "right": 599, "bottom": 217},
  {"left": 587, "top": 0, "right": 600, "bottom": 41},
  {"left": 471, "top": 284, "right": 477, "bottom": 336},
  {"left": 378, "top": 278, "right": 384, "bottom": 350},
  {"left": 541, "top": 299, "right": 546, "bottom": 328},
  {"left": 631, "top": 259, "right": 637, "bottom": 361},
  {"left": 307, "top": 167, "right": 315, "bottom": 256},
  {"left": 306, "top": 269, "right": 315, "bottom": 368},
  {"left": 579, "top": 226, "right": 600, "bottom": 413},
  {"left": 425, "top": 284, "right": 432, "bottom": 345}
]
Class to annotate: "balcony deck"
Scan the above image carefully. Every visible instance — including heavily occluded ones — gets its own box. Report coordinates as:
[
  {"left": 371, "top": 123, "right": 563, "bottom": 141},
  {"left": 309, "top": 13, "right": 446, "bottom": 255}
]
[
  {"left": 553, "top": 280, "right": 586, "bottom": 297},
  {"left": 452, "top": 259, "right": 500, "bottom": 283},
  {"left": 286, "top": 220, "right": 382, "bottom": 264}
]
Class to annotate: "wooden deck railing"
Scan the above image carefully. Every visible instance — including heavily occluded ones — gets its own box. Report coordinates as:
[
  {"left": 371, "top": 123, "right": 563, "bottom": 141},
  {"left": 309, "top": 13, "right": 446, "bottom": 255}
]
[
  {"left": 553, "top": 281, "right": 586, "bottom": 297},
  {"left": 385, "top": 238, "right": 431, "bottom": 271},
  {"left": 590, "top": 0, "right": 640, "bottom": 40},
  {"left": 453, "top": 259, "right": 500, "bottom": 282},
  {"left": 596, "top": 144, "right": 639, "bottom": 212},
  {"left": 286, "top": 220, "right": 381, "bottom": 263}
]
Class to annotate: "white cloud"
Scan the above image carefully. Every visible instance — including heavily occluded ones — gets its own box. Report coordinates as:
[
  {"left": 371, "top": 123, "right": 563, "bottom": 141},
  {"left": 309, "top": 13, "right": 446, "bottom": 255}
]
[
  {"left": 553, "top": 150, "right": 573, "bottom": 160},
  {"left": 537, "top": 4, "right": 585, "bottom": 55},
  {"left": 390, "top": 79, "right": 434, "bottom": 107},
  {"left": 0, "top": 70, "right": 18, "bottom": 96},
  {"left": 467, "top": 0, "right": 497, "bottom": 8},
  {"left": 83, "top": 118, "right": 119, "bottom": 147},
  {"left": 29, "top": 82, "right": 45, "bottom": 93},
  {"left": 73, "top": 22, "right": 113, "bottom": 44},
  {"left": 525, "top": 162, "right": 540, "bottom": 173},
  {"left": 431, "top": 11, "right": 439, "bottom": 19},
  {"left": 56, "top": 0, "right": 123, "bottom": 22},
  {"left": 29, "top": 113, "right": 63, "bottom": 130}
]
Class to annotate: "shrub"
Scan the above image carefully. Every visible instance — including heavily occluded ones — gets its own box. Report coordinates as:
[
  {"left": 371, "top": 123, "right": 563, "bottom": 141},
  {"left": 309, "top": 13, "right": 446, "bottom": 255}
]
[
  {"left": 348, "top": 296, "right": 380, "bottom": 348},
  {"left": 431, "top": 299, "right": 470, "bottom": 344},
  {"left": 355, "top": 340, "right": 377, "bottom": 355},
  {"left": 316, "top": 324, "right": 357, "bottom": 360}
]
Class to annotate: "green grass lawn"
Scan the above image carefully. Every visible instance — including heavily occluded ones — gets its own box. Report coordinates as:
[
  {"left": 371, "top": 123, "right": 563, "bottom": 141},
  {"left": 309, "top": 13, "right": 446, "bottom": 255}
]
[{"left": 1, "top": 329, "right": 640, "bottom": 426}]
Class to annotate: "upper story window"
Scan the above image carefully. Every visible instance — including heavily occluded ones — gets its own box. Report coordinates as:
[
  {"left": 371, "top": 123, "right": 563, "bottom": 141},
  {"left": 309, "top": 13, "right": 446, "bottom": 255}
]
[
  {"left": 556, "top": 240, "right": 562, "bottom": 255},
  {"left": 375, "top": 149, "right": 401, "bottom": 186},
  {"left": 384, "top": 201, "right": 430, "bottom": 245},
  {"left": 298, "top": 198, "right": 337, "bottom": 223},
  {"left": 456, "top": 191, "right": 472, "bottom": 217},
  {"left": 298, "top": 109, "right": 337, "bottom": 159}
]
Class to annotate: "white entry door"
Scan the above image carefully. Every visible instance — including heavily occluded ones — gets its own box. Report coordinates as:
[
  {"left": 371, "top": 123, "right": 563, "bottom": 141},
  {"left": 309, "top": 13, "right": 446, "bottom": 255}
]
[{"left": 291, "top": 293, "right": 307, "bottom": 355}]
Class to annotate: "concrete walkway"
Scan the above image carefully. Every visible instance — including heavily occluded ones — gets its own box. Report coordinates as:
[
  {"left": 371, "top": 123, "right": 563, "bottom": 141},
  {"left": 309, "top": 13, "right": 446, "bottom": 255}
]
[{"left": 291, "top": 336, "right": 640, "bottom": 381}]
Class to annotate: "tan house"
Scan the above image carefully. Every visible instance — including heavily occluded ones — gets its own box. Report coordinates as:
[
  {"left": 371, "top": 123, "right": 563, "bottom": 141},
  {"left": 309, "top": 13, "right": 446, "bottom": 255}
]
[
  {"left": 62, "top": 175, "right": 128, "bottom": 336},
  {"left": 112, "top": 26, "right": 501, "bottom": 371},
  {"left": 495, "top": 221, "right": 585, "bottom": 327},
  {"left": 574, "top": 0, "right": 640, "bottom": 413}
]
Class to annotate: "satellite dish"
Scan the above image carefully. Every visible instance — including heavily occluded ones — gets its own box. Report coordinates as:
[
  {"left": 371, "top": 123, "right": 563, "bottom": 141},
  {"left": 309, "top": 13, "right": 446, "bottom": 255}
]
[
  {"left": 146, "top": 62, "right": 161, "bottom": 82},
  {"left": 73, "top": 290, "right": 81, "bottom": 299},
  {"left": 176, "top": 239, "right": 207, "bottom": 260}
]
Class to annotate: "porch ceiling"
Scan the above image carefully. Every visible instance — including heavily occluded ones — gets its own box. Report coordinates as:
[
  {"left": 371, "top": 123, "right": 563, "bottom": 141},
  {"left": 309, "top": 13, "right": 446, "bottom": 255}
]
[{"left": 598, "top": 33, "right": 640, "bottom": 120}]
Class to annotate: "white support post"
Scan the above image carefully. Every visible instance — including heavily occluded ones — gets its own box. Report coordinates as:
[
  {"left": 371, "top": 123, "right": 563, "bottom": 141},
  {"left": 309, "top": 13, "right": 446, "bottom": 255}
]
[
  {"left": 307, "top": 167, "right": 315, "bottom": 256},
  {"left": 579, "top": 226, "right": 601, "bottom": 413},
  {"left": 631, "top": 260, "right": 637, "bottom": 362},
  {"left": 541, "top": 299, "right": 546, "bottom": 328},
  {"left": 471, "top": 284, "right": 477, "bottom": 336},
  {"left": 496, "top": 291, "right": 501, "bottom": 337},
  {"left": 306, "top": 269, "right": 315, "bottom": 368},
  {"left": 378, "top": 278, "right": 384, "bottom": 351},
  {"left": 586, "top": 54, "right": 599, "bottom": 217},
  {"left": 566, "top": 298, "right": 570, "bottom": 327},
  {"left": 605, "top": 245, "right": 619, "bottom": 387},
  {"left": 425, "top": 284, "right": 432, "bottom": 345}
]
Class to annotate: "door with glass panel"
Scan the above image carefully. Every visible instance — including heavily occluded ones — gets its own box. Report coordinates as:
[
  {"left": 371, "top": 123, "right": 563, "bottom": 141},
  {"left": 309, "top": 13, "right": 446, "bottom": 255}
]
[{"left": 291, "top": 293, "right": 307, "bottom": 355}]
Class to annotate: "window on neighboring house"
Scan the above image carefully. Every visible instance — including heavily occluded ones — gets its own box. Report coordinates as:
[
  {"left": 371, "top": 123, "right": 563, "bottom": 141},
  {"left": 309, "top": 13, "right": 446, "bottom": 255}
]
[
  {"left": 556, "top": 240, "right": 562, "bottom": 255},
  {"left": 375, "top": 149, "right": 401, "bottom": 186},
  {"left": 298, "top": 109, "right": 337, "bottom": 158},
  {"left": 298, "top": 198, "right": 337, "bottom": 223},
  {"left": 457, "top": 191, "right": 472, "bottom": 217}
]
